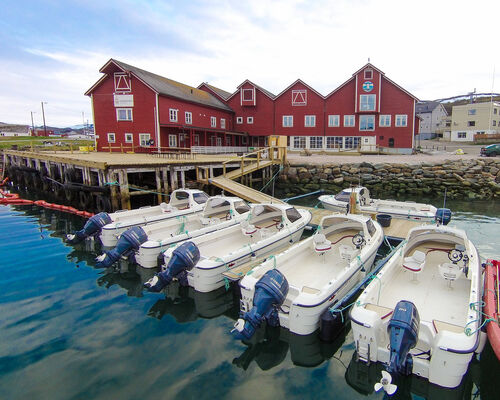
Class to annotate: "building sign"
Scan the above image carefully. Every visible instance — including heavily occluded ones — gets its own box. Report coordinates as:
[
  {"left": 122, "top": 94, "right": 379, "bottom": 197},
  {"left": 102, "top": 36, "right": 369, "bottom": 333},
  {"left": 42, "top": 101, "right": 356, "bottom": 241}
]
[
  {"left": 114, "top": 94, "right": 134, "bottom": 107},
  {"left": 362, "top": 81, "right": 374, "bottom": 92}
]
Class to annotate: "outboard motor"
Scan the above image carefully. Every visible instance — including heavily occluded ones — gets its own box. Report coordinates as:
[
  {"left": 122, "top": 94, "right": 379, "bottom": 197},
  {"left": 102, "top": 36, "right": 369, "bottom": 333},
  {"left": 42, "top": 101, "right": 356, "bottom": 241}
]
[
  {"left": 233, "top": 269, "right": 289, "bottom": 340},
  {"left": 375, "top": 300, "right": 419, "bottom": 395},
  {"left": 95, "top": 226, "right": 148, "bottom": 268},
  {"left": 435, "top": 208, "right": 452, "bottom": 225},
  {"left": 144, "top": 241, "right": 200, "bottom": 292},
  {"left": 66, "top": 212, "right": 112, "bottom": 244}
]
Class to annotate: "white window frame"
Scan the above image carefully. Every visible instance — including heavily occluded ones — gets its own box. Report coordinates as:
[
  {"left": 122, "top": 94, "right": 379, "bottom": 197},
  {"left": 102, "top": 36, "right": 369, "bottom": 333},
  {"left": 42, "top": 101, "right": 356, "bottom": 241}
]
[
  {"left": 221, "top": 118, "right": 226, "bottom": 129},
  {"left": 328, "top": 115, "right": 340, "bottom": 127},
  {"left": 169, "top": 134, "right": 177, "bottom": 147},
  {"left": 247, "top": 116, "right": 254, "bottom": 124},
  {"left": 326, "top": 136, "right": 343, "bottom": 149},
  {"left": 169, "top": 108, "right": 178, "bottom": 122},
  {"left": 185, "top": 111, "right": 192, "bottom": 125},
  {"left": 107, "top": 133, "right": 115, "bottom": 143},
  {"left": 379, "top": 115, "right": 391, "bottom": 127},
  {"left": 114, "top": 73, "right": 131, "bottom": 92},
  {"left": 242, "top": 88, "right": 254, "bottom": 102},
  {"left": 395, "top": 114, "right": 408, "bottom": 127},
  {"left": 292, "top": 90, "right": 307, "bottom": 106},
  {"left": 293, "top": 136, "right": 306, "bottom": 149},
  {"left": 457, "top": 132, "right": 467, "bottom": 138},
  {"left": 309, "top": 136, "right": 323, "bottom": 149},
  {"left": 210, "top": 116, "right": 217, "bottom": 128},
  {"left": 124, "top": 133, "right": 133, "bottom": 143},
  {"left": 216, "top": 137, "right": 222, "bottom": 146},
  {"left": 344, "top": 115, "right": 355, "bottom": 127},
  {"left": 283, "top": 115, "right": 293, "bottom": 127},
  {"left": 116, "top": 108, "right": 132, "bottom": 121},
  {"left": 364, "top": 69, "right": 373, "bottom": 80},
  {"left": 359, "top": 94, "right": 376, "bottom": 111},
  {"left": 304, "top": 115, "right": 316, "bottom": 127},
  {"left": 359, "top": 115, "right": 375, "bottom": 131},
  {"left": 139, "top": 133, "right": 151, "bottom": 147},
  {"left": 225, "top": 136, "right": 231, "bottom": 146},
  {"left": 236, "top": 117, "right": 243, "bottom": 124},
  {"left": 194, "top": 134, "right": 200, "bottom": 146}
]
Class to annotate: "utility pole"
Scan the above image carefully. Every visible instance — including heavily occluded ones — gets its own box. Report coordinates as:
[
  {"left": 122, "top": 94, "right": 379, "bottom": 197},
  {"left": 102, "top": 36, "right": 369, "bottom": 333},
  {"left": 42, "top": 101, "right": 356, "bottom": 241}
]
[
  {"left": 30, "top": 111, "right": 36, "bottom": 136},
  {"left": 41, "top": 101, "right": 47, "bottom": 136}
]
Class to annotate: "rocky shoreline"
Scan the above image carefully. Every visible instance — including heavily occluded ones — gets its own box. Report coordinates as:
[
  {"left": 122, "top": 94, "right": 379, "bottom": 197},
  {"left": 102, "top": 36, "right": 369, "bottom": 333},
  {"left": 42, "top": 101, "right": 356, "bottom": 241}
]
[{"left": 276, "top": 158, "right": 500, "bottom": 200}]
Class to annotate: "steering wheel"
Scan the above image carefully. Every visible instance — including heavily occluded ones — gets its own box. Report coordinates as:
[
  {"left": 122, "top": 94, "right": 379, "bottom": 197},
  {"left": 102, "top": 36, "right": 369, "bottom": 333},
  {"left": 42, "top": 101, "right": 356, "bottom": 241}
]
[
  {"left": 225, "top": 212, "right": 231, "bottom": 220},
  {"left": 448, "top": 249, "right": 463, "bottom": 264},
  {"left": 352, "top": 234, "right": 366, "bottom": 249},
  {"left": 276, "top": 222, "right": 284, "bottom": 231}
]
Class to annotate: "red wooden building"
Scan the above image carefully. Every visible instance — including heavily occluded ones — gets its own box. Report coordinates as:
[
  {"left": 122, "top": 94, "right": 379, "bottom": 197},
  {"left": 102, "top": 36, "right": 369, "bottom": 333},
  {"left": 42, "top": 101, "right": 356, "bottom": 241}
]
[{"left": 87, "top": 60, "right": 418, "bottom": 153}]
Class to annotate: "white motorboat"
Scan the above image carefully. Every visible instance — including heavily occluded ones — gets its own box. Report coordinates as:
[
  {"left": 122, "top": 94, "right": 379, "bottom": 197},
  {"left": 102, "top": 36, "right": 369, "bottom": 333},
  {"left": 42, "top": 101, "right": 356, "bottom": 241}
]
[
  {"left": 66, "top": 189, "right": 208, "bottom": 245},
  {"left": 99, "top": 196, "right": 252, "bottom": 269},
  {"left": 349, "top": 224, "right": 483, "bottom": 392},
  {"left": 144, "top": 204, "right": 312, "bottom": 293},
  {"left": 319, "top": 186, "right": 451, "bottom": 224},
  {"left": 233, "top": 214, "right": 384, "bottom": 338}
]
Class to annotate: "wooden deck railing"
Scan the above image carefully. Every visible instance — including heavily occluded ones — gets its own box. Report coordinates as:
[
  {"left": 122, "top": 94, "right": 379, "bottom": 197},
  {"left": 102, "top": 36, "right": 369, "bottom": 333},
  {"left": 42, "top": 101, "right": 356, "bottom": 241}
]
[{"left": 222, "top": 146, "right": 286, "bottom": 177}]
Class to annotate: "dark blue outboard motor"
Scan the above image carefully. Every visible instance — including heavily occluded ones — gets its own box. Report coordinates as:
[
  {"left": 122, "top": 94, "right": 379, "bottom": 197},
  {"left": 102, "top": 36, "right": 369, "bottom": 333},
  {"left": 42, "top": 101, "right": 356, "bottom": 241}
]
[
  {"left": 387, "top": 300, "right": 420, "bottom": 376},
  {"left": 95, "top": 226, "right": 148, "bottom": 268},
  {"left": 233, "top": 269, "right": 289, "bottom": 340},
  {"left": 144, "top": 241, "right": 200, "bottom": 292},
  {"left": 66, "top": 212, "right": 112, "bottom": 244},
  {"left": 435, "top": 208, "right": 452, "bottom": 225}
]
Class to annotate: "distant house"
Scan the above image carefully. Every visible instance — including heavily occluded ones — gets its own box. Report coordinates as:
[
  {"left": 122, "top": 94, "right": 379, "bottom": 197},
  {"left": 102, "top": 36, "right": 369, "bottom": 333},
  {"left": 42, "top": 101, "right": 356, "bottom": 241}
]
[
  {"left": 450, "top": 101, "right": 500, "bottom": 141},
  {"left": 416, "top": 101, "right": 448, "bottom": 140}
]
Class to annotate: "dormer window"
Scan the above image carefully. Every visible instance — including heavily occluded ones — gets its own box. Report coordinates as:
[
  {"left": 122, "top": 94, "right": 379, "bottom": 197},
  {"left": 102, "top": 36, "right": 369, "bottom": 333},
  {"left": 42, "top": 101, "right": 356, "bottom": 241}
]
[
  {"left": 114, "top": 73, "right": 131, "bottom": 92},
  {"left": 292, "top": 90, "right": 307, "bottom": 106},
  {"left": 242, "top": 89, "right": 254, "bottom": 101},
  {"left": 364, "top": 69, "right": 373, "bottom": 80}
]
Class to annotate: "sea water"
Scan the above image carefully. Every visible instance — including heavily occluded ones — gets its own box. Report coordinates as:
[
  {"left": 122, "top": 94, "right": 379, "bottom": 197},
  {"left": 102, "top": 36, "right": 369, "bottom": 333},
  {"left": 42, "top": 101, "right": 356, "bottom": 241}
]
[{"left": 0, "top": 199, "right": 499, "bottom": 400}]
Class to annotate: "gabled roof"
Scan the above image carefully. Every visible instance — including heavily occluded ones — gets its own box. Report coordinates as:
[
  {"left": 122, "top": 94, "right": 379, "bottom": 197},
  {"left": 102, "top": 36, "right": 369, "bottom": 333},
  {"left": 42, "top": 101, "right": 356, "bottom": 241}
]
[
  {"left": 225, "top": 79, "right": 276, "bottom": 101},
  {"left": 86, "top": 59, "right": 233, "bottom": 112},
  {"left": 326, "top": 63, "right": 419, "bottom": 101},
  {"left": 416, "top": 101, "right": 446, "bottom": 114},
  {"left": 274, "top": 79, "right": 325, "bottom": 100},
  {"left": 197, "top": 82, "right": 233, "bottom": 100}
]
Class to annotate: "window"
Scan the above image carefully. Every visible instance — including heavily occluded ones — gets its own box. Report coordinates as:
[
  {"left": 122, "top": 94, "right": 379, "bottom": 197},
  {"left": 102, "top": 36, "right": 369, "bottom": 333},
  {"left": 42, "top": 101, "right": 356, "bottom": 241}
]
[
  {"left": 194, "top": 134, "right": 200, "bottom": 146},
  {"left": 360, "top": 115, "right": 375, "bottom": 131},
  {"left": 379, "top": 115, "right": 391, "bottom": 127},
  {"left": 309, "top": 136, "right": 323, "bottom": 149},
  {"left": 193, "top": 192, "right": 209, "bottom": 204},
  {"left": 285, "top": 207, "right": 302, "bottom": 223},
  {"left": 125, "top": 133, "right": 133, "bottom": 143},
  {"left": 395, "top": 114, "right": 408, "bottom": 127},
  {"left": 493, "top": 120, "right": 497, "bottom": 127},
  {"left": 468, "top": 121, "right": 476, "bottom": 127},
  {"left": 344, "top": 115, "right": 355, "bottom": 127},
  {"left": 236, "top": 117, "right": 243, "bottom": 124},
  {"left": 216, "top": 137, "right": 222, "bottom": 146},
  {"left": 292, "top": 90, "right": 307, "bottom": 106},
  {"left": 107, "top": 133, "right": 115, "bottom": 143},
  {"left": 169, "top": 134, "right": 177, "bottom": 147},
  {"left": 305, "top": 115, "right": 316, "bottom": 127},
  {"left": 139, "top": 133, "right": 151, "bottom": 146},
  {"left": 457, "top": 132, "right": 466, "bottom": 138},
  {"left": 468, "top": 109, "right": 476, "bottom": 115},
  {"left": 293, "top": 136, "right": 306, "bottom": 149},
  {"left": 344, "top": 137, "right": 360, "bottom": 149},
  {"left": 211, "top": 116, "right": 217, "bottom": 127},
  {"left": 221, "top": 118, "right": 226, "bottom": 129},
  {"left": 225, "top": 136, "right": 231, "bottom": 146},
  {"left": 116, "top": 108, "right": 132, "bottom": 121},
  {"left": 328, "top": 115, "right": 340, "bottom": 127},
  {"left": 364, "top": 69, "right": 373, "bottom": 79},
  {"left": 247, "top": 117, "right": 253, "bottom": 124},
  {"left": 283, "top": 115, "right": 293, "bottom": 127},
  {"left": 326, "top": 136, "right": 343, "bottom": 149},
  {"left": 185, "top": 111, "right": 192, "bottom": 124},
  {"left": 234, "top": 201, "right": 250, "bottom": 214},
  {"left": 494, "top": 108, "right": 498, "bottom": 115},
  {"left": 242, "top": 88, "right": 254, "bottom": 101},
  {"left": 359, "top": 94, "right": 376, "bottom": 111},
  {"left": 114, "top": 73, "right": 131, "bottom": 92},
  {"left": 169, "top": 109, "right": 178, "bottom": 122}
]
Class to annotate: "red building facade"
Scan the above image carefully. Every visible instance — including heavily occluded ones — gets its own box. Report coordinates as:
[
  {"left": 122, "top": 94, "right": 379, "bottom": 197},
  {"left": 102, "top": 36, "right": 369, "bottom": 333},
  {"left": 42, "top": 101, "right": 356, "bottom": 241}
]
[{"left": 87, "top": 60, "right": 418, "bottom": 153}]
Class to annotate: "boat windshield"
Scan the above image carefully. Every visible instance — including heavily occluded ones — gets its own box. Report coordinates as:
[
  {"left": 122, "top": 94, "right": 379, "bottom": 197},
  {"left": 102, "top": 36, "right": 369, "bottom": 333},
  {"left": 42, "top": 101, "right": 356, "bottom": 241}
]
[
  {"left": 334, "top": 191, "right": 351, "bottom": 202},
  {"left": 193, "top": 192, "right": 209, "bottom": 204},
  {"left": 234, "top": 201, "right": 251, "bottom": 214}
]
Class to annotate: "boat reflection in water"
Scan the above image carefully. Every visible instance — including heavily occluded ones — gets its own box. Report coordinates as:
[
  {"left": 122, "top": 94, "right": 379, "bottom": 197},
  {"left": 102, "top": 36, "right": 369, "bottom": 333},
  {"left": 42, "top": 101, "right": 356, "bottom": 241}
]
[{"left": 345, "top": 352, "right": 480, "bottom": 400}]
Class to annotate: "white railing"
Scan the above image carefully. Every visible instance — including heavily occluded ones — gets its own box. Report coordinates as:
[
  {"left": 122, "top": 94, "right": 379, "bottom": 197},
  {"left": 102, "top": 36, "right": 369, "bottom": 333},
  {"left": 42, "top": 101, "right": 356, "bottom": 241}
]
[{"left": 191, "top": 146, "right": 249, "bottom": 154}]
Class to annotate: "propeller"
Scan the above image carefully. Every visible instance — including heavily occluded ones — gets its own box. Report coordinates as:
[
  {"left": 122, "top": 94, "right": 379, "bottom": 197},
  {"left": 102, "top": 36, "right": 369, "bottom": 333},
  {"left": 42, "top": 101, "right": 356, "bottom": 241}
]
[{"left": 374, "top": 370, "right": 397, "bottom": 395}]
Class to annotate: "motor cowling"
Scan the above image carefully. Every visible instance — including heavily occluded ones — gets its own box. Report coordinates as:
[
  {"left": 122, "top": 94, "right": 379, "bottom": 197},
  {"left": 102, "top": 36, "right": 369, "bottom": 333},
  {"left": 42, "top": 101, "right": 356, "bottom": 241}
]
[
  {"left": 435, "top": 208, "right": 452, "bottom": 225},
  {"left": 233, "top": 269, "right": 289, "bottom": 340},
  {"left": 66, "top": 212, "right": 112, "bottom": 244},
  {"left": 387, "top": 300, "right": 420, "bottom": 376},
  {"left": 144, "top": 241, "right": 200, "bottom": 292},
  {"left": 95, "top": 226, "right": 148, "bottom": 268}
]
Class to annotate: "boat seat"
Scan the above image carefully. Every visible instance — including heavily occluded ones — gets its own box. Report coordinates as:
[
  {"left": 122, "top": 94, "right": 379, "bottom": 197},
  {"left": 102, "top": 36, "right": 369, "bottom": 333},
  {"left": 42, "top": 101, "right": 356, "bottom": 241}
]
[
  {"left": 438, "top": 262, "right": 462, "bottom": 287},
  {"left": 403, "top": 250, "right": 426, "bottom": 281},
  {"left": 241, "top": 220, "right": 257, "bottom": 236},
  {"left": 313, "top": 234, "right": 332, "bottom": 254},
  {"left": 160, "top": 203, "right": 175, "bottom": 213},
  {"left": 365, "top": 303, "right": 393, "bottom": 320},
  {"left": 339, "top": 244, "right": 356, "bottom": 262},
  {"left": 432, "top": 319, "right": 464, "bottom": 334}
]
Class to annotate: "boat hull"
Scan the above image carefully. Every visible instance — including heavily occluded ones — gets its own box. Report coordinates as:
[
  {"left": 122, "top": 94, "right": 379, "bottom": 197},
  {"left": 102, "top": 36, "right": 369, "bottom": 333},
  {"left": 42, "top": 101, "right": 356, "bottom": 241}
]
[{"left": 484, "top": 259, "right": 500, "bottom": 361}]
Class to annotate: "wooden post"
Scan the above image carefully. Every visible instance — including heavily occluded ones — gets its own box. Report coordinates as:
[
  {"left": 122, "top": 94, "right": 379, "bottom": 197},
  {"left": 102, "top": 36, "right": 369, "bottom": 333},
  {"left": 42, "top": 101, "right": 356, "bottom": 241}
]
[
  {"left": 118, "top": 169, "right": 131, "bottom": 210},
  {"left": 155, "top": 167, "right": 162, "bottom": 204},
  {"left": 180, "top": 170, "right": 186, "bottom": 189},
  {"left": 161, "top": 167, "right": 169, "bottom": 197},
  {"left": 170, "top": 167, "right": 178, "bottom": 190},
  {"left": 107, "top": 170, "right": 120, "bottom": 210}
]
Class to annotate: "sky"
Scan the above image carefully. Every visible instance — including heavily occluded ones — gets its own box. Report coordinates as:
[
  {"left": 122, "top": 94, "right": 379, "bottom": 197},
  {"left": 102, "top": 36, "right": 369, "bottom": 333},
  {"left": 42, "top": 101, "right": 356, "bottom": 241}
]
[{"left": 1, "top": 0, "right": 500, "bottom": 127}]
